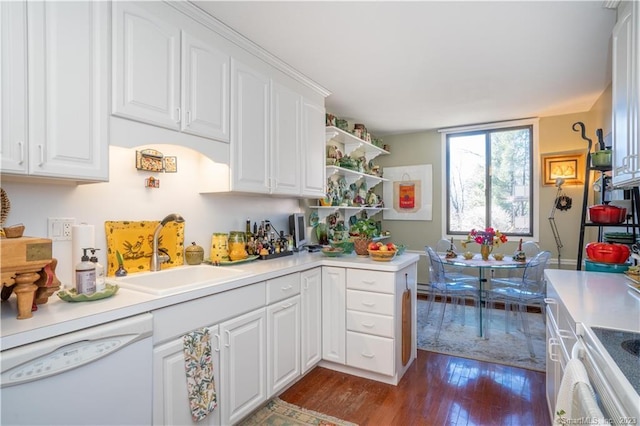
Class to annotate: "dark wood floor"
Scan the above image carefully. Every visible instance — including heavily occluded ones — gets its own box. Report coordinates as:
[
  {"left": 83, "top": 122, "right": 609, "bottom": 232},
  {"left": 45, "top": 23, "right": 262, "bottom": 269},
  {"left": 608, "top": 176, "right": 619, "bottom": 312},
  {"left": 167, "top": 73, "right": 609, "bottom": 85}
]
[{"left": 280, "top": 350, "right": 551, "bottom": 426}]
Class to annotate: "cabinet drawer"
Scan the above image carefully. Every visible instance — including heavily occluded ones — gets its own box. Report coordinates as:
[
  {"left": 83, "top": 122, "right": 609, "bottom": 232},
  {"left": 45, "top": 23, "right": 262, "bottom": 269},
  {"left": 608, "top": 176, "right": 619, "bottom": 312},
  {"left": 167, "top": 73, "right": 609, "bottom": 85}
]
[
  {"left": 266, "top": 272, "right": 301, "bottom": 304},
  {"left": 346, "top": 289, "right": 394, "bottom": 315},
  {"left": 346, "top": 331, "right": 394, "bottom": 376},
  {"left": 347, "top": 269, "right": 394, "bottom": 294},
  {"left": 346, "top": 310, "right": 394, "bottom": 338}
]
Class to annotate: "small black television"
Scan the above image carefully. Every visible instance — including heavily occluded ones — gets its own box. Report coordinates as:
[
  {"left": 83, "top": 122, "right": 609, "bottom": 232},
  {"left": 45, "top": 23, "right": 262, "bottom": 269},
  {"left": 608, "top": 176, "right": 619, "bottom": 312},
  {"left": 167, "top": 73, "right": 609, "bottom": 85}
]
[{"left": 289, "top": 213, "right": 307, "bottom": 251}]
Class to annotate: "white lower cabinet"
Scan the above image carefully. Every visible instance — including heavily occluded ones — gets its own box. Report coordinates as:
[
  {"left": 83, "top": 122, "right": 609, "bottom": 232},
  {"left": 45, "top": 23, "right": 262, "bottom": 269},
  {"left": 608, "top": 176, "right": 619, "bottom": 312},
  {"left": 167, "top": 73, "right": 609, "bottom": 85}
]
[
  {"left": 300, "top": 267, "right": 322, "bottom": 373},
  {"left": 320, "top": 264, "right": 417, "bottom": 385},
  {"left": 153, "top": 325, "right": 222, "bottom": 426},
  {"left": 267, "top": 295, "right": 301, "bottom": 396},
  {"left": 220, "top": 308, "right": 267, "bottom": 425},
  {"left": 322, "top": 266, "right": 347, "bottom": 364}
]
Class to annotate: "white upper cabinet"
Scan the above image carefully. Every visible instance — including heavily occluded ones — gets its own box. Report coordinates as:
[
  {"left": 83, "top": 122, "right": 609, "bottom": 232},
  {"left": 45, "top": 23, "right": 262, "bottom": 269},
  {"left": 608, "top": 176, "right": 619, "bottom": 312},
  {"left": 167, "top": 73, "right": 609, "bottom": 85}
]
[
  {"left": 112, "top": 1, "right": 230, "bottom": 143},
  {"left": 182, "top": 31, "right": 229, "bottom": 141},
  {"left": 224, "top": 59, "right": 327, "bottom": 196},
  {"left": 1, "top": 1, "right": 109, "bottom": 181},
  {"left": 301, "top": 99, "right": 327, "bottom": 198},
  {"left": 0, "top": 1, "right": 28, "bottom": 174},
  {"left": 612, "top": 0, "right": 639, "bottom": 187},
  {"left": 230, "top": 58, "right": 271, "bottom": 193},
  {"left": 271, "top": 81, "right": 302, "bottom": 195},
  {"left": 112, "top": 2, "right": 181, "bottom": 130}
]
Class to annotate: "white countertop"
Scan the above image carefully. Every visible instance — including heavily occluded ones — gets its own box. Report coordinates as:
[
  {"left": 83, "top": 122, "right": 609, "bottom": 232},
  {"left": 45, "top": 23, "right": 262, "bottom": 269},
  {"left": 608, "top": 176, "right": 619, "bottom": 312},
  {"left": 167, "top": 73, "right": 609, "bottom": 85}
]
[
  {"left": 0, "top": 251, "right": 420, "bottom": 350},
  {"left": 544, "top": 269, "right": 640, "bottom": 333}
]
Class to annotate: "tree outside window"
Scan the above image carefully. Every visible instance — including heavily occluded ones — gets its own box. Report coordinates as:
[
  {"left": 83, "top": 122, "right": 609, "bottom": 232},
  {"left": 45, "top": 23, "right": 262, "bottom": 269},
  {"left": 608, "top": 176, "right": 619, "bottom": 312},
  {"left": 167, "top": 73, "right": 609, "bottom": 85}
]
[{"left": 446, "top": 125, "right": 533, "bottom": 237}]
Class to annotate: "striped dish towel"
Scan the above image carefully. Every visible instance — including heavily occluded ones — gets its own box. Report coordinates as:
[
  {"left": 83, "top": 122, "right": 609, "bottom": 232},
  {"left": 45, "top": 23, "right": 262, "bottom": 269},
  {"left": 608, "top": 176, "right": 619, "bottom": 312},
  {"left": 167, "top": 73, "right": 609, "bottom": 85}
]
[{"left": 183, "top": 328, "right": 217, "bottom": 422}]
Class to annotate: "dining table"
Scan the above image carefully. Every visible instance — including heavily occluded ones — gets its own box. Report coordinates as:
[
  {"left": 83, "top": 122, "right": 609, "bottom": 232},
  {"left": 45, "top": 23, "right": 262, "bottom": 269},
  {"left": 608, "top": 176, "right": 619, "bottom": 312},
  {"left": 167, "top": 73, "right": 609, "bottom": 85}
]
[{"left": 441, "top": 254, "right": 528, "bottom": 337}]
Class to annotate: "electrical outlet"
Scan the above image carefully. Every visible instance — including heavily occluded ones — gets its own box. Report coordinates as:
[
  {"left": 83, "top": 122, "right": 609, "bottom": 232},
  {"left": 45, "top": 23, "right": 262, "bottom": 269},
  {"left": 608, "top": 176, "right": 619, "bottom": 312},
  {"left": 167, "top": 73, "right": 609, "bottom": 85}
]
[{"left": 48, "top": 218, "right": 76, "bottom": 241}]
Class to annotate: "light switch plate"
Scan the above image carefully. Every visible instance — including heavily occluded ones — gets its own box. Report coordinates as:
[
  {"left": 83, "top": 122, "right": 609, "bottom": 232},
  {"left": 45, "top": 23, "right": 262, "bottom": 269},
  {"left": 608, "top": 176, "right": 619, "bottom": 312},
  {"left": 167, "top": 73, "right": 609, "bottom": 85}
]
[{"left": 48, "top": 218, "right": 75, "bottom": 241}]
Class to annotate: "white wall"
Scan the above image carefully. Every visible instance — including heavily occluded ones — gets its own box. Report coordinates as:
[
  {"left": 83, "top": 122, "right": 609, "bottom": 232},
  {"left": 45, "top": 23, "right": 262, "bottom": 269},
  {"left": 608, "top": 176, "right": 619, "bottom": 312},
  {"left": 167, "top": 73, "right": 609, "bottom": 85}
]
[{"left": 1, "top": 145, "right": 301, "bottom": 285}]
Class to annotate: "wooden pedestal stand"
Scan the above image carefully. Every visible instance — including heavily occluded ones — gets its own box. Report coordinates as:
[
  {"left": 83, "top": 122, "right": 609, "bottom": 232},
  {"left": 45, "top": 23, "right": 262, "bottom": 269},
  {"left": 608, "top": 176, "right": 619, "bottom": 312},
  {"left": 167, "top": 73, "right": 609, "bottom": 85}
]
[{"left": 1, "top": 236, "right": 59, "bottom": 319}]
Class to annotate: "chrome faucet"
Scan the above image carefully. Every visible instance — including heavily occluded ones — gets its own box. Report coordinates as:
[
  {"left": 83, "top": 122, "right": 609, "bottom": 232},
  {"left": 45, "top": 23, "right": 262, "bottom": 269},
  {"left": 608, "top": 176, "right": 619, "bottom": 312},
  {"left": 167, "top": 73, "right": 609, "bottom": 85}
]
[{"left": 151, "top": 213, "right": 185, "bottom": 271}]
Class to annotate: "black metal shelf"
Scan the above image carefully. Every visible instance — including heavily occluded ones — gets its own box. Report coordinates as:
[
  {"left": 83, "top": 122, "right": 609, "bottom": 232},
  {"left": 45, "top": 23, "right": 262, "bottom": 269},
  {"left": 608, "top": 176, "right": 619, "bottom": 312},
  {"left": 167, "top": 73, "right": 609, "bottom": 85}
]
[{"left": 574, "top": 122, "right": 640, "bottom": 270}]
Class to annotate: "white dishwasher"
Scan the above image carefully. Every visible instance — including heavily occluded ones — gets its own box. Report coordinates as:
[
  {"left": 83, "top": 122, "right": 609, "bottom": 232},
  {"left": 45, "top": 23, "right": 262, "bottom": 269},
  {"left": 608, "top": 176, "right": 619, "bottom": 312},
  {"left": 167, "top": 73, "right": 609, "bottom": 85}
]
[{"left": 1, "top": 313, "right": 153, "bottom": 425}]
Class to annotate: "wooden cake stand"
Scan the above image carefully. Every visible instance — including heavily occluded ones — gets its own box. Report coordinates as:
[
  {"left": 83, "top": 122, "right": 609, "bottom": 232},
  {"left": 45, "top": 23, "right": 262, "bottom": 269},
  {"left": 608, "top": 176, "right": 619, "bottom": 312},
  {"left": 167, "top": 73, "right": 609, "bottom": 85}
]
[{"left": 1, "top": 236, "right": 60, "bottom": 319}]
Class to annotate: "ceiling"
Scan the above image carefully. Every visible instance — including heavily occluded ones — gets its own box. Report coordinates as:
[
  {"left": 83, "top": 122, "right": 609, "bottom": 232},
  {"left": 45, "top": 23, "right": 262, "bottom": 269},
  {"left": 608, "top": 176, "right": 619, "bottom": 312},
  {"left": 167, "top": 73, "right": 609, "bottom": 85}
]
[{"left": 193, "top": 1, "right": 617, "bottom": 136}]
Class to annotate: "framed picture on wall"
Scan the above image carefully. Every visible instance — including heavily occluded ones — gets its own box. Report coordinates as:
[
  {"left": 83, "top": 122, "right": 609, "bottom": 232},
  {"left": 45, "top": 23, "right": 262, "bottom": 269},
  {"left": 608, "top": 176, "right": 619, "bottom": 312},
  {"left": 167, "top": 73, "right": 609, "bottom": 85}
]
[{"left": 541, "top": 151, "right": 586, "bottom": 186}]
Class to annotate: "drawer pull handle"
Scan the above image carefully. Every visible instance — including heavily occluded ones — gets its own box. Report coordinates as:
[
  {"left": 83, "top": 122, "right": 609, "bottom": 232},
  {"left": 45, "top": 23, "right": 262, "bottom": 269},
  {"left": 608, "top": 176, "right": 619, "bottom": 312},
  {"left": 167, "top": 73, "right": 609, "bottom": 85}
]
[
  {"left": 362, "top": 280, "right": 376, "bottom": 285},
  {"left": 548, "top": 337, "right": 560, "bottom": 363},
  {"left": 18, "top": 141, "right": 24, "bottom": 165},
  {"left": 214, "top": 333, "right": 221, "bottom": 352},
  {"left": 224, "top": 330, "right": 231, "bottom": 348},
  {"left": 361, "top": 322, "right": 375, "bottom": 328},
  {"left": 362, "top": 301, "right": 375, "bottom": 307},
  {"left": 281, "top": 285, "right": 293, "bottom": 291},
  {"left": 544, "top": 298, "right": 556, "bottom": 304},
  {"left": 361, "top": 352, "right": 375, "bottom": 359},
  {"left": 280, "top": 303, "right": 293, "bottom": 310}
]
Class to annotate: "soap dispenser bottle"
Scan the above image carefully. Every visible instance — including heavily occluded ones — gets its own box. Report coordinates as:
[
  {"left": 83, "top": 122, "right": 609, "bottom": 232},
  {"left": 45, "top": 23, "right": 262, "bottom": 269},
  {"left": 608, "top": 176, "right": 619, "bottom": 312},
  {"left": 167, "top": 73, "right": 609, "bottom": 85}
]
[
  {"left": 89, "top": 248, "right": 105, "bottom": 292},
  {"left": 76, "top": 248, "right": 96, "bottom": 295}
]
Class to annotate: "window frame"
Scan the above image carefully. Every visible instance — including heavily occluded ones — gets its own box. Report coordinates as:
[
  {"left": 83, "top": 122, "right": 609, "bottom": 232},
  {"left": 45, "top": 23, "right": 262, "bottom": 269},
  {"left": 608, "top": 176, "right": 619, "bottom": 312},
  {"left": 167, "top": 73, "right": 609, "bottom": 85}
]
[{"left": 440, "top": 118, "right": 540, "bottom": 242}]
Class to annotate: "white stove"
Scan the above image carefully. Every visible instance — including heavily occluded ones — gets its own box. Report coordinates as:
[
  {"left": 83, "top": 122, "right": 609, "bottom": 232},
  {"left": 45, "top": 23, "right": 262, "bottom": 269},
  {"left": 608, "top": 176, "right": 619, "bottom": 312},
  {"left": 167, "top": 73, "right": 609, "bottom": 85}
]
[{"left": 578, "top": 324, "right": 640, "bottom": 423}]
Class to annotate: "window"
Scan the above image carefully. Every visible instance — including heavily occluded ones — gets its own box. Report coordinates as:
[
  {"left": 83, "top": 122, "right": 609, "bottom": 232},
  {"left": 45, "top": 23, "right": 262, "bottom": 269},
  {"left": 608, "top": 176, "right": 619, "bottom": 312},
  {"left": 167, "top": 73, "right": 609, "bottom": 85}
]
[{"left": 442, "top": 119, "right": 538, "bottom": 239}]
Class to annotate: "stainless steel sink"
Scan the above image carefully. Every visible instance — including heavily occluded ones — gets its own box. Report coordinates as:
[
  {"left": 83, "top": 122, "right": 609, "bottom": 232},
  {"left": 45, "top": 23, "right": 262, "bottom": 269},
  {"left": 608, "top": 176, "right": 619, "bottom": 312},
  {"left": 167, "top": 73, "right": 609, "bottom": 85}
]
[{"left": 108, "top": 265, "right": 250, "bottom": 295}]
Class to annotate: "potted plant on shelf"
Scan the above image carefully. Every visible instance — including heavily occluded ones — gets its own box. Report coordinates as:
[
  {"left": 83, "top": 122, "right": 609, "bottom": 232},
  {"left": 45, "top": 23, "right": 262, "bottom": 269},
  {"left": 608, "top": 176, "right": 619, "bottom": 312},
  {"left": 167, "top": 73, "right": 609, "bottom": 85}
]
[{"left": 349, "top": 218, "right": 379, "bottom": 256}]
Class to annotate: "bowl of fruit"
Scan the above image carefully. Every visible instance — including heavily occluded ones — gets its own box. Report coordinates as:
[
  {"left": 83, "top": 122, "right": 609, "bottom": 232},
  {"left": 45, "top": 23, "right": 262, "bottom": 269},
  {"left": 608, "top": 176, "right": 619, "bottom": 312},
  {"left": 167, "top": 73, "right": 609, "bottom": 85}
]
[{"left": 367, "top": 242, "right": 398, "bottom": 261}]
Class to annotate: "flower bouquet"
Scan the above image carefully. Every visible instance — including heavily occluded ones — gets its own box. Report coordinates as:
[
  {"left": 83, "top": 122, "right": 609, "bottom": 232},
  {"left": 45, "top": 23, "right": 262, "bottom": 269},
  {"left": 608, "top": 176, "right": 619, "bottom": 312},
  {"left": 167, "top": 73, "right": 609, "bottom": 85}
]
[{"left": 461, "top": 227, "right": 508, "bottom": 260}]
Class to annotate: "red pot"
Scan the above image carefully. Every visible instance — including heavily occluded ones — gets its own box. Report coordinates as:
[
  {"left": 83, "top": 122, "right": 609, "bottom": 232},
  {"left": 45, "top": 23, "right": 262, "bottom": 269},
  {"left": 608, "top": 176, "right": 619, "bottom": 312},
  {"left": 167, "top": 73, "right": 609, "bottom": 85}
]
[
  {"left": 588, "top": 204, "right": 626, "bottom": 224},
  {"left": 585, "top": 242, "right": 630, "bottom": 264}
]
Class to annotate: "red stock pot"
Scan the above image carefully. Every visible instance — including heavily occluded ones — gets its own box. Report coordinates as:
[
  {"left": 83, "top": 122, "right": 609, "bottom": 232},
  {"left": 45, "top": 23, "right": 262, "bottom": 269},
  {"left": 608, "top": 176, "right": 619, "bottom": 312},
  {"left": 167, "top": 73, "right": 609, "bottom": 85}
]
[
  {"left": 588, "top": 204, "right": 627, "bottom": 224},
  {"left": 585, "top": 242, "right": 630, "bottom": 264}
]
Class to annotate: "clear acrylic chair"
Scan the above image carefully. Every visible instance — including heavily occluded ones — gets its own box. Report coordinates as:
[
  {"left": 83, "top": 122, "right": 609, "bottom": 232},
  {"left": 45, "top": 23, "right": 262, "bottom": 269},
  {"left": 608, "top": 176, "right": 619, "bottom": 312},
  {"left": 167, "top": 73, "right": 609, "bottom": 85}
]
[
  {"left": 484, "top": 250, "right": 551, "bottom": 357},
  {"left": 425, "top": 246, "right": 481, "bottom": 343},
  {"left": 434, "top": 238, "right": 477, "bottom": 283}
]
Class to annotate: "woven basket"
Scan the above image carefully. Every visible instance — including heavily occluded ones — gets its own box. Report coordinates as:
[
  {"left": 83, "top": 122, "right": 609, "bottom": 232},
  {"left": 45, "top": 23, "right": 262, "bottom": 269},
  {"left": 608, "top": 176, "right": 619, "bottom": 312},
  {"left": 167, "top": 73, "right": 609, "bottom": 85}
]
[{"left": 353, "top": 238, "right": 372, "bottom": 256}]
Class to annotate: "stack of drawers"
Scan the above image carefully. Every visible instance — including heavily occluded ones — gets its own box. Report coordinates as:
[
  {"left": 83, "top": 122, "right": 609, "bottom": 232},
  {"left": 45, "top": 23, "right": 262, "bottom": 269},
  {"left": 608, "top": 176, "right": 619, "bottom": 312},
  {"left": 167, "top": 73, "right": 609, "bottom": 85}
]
[{"left": 345, "top": 269, "right": 395, "bottom": 376}]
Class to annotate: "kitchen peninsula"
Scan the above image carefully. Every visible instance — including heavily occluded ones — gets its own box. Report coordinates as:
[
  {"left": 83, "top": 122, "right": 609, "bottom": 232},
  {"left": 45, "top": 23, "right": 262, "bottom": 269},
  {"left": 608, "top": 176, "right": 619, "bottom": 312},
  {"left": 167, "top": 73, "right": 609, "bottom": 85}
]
[{"left": 0, "top": 251, "right": 419, "bottom": 425}]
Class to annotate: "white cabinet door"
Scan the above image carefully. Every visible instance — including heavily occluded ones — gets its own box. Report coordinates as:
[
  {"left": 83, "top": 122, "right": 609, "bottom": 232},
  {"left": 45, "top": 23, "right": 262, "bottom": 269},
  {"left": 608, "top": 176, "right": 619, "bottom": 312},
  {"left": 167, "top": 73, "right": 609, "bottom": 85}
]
[
  {"left": 112, "top": 1, "right": 180, "bottom": 131},
  {"left": 0, "top": 1, "right": 28, "bottom": 174},
  {"left": 26, "top": 1, "right": 108, "bottom": 180},
  {"left": 181, "top": 30, "right": 230, "bottom": 142},
  {"left": 220, "top": 307, "right": 266, "bottom": 425},
  {"left": 301, "top": 99, "right": 326, "bottom": 197},
  {"left": 267, "top": 295, "right": 301, "bottom": 396},
  {"left": 271, "top": 81, "right": 301, "bottom": 195},
  {"left": 230, "top": 59, "right": 270, "bottom": 193},
  {"left": 301, "top": 267, "right": 322, "bottom": 373},
  {"left": 153, "top": 326, "right": 221, "bottom": 426},
  {"left": 322, "top": 266, "right": 346, "bottom": 364},
  {"left": 612, "top": 1, "right": 639, "bottom": 187}
]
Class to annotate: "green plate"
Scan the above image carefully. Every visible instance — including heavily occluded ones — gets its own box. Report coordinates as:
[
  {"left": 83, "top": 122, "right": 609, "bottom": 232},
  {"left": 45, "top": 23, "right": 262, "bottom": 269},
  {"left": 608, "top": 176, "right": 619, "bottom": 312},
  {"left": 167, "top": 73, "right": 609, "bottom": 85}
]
[
  {"left": 57, "top": 284, "right": 119, "bottom": 302},
  {"left": 205, "top": 255, "right": 259, "bottom": 266}
]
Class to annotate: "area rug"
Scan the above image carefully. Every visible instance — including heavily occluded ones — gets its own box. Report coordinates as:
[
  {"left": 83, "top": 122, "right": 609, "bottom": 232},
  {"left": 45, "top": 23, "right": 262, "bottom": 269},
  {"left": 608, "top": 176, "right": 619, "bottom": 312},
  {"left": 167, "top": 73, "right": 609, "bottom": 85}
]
[
  {"left": 239, "top": 397, "right": 358, "bottom": 426},
  {"left": 417, "top": 299, "right": 546, "bottom": 372}
]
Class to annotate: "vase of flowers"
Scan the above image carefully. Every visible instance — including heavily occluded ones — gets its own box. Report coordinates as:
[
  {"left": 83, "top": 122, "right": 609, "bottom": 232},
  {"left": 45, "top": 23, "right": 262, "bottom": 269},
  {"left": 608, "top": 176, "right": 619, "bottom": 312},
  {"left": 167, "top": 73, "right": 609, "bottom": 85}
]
[{"left": 461, "top": 227, "right": 508, "bottom": 261}]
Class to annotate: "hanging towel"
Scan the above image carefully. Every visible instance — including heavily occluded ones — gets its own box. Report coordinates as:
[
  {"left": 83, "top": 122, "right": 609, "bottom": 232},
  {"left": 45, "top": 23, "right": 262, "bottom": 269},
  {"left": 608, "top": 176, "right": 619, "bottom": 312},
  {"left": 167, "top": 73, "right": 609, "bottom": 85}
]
[
  {"left": 555, "top": 350, "right": 604, "bottom": 424},
  {"left": 183, "top": 328, "right": 217, "bottom": 422}
]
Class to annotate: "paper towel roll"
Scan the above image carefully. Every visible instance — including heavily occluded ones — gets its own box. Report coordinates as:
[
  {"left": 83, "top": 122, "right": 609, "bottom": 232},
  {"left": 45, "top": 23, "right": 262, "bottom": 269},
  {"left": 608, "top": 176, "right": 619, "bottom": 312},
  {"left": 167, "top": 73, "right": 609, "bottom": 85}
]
[{"left": 72, "top": 224, "right": 95, "bottom": 286}]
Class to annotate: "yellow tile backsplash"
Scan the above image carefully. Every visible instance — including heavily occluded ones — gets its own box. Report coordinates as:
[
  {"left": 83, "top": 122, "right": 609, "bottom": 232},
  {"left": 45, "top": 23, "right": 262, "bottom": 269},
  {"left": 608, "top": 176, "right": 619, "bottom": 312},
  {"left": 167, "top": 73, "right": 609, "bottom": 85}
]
[{"left": 105, "top": 221, "right": 185, "bottom": 276}]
